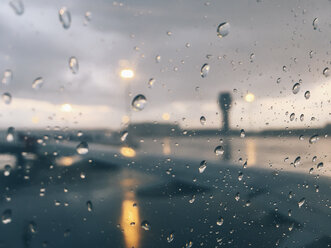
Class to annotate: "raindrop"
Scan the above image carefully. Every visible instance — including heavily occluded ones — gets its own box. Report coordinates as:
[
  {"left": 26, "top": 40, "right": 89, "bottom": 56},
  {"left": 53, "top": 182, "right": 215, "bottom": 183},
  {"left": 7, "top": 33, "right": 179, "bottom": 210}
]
[
  {"left": 235, "top": 192, "right": 240, "bottom": 201},
  {"left": 317, "top": 162, "right": 323, "bottom": 169},
  {"left": 309, "top": 168, "right": 313, "bottom": 174},
  {"left": 80, "top": 172, "right": 86, "bottom": 179},
  {"left": 323, "top": 67, "right": 329, "bottom": 77},
  {"left": 69, "top": 56, "right": 79, "bottom": 74},
  {"left": 155, "top": 55, "right": 161, "bottom": 63},
  {"left": 9, "top": 0, "right": 24, "bottom": 15},
  {"left": 84, "top": 11, "right": 92, "bottom": 24},
  {"left": 200, "top": 116, "right": 206, "bottom": 125},
  {"left": 148, "top": 78, "right": 155, "bottom": 88},
  {"left": 250, "top": 53, "right": 255, "bottom": 62},
  {"left": 294, "top": 156, "right": 301, "bottom": 166},
  {"left": 216, "top": 217, "right": 224, "bottom": 226},
  {"left": 131, "top": 94, "right": 147, "bottom": 111},
  {"left": 276, "top": 78, "right": 281, "bottom": 84},
  {"left": 6, "top": 127, "right": 15, "bottom": 142},
  {"left": 312, "top": 18, "right": 318, "bottom": 30},
  {"left": 59, "top": 7, "right": 71, "bottom": 29},
  {"left": 2, "top": 93, "right": 12, "bottom": 104},
  {"left": 32, "top": 77, "right": 43, "bottom": 90},
  {"left": 282, "top": 66, "right": 287, "bottom": 72},
  {"left": 309, "top": 134, "right": 319, "bottom": 144},
  {"left": 199, "top": 160, "right": 207, "bottom": 173},
  {"left": 240, "top": 129, "right": 245, "bottom": 138},
  {"left": 141, "top": 220, "right": 151, "bottom": 231},
  {"left": 2, "top": 209, "right": 12, "bottom": 224},
  {"left": 289, "top": 223, "right": 294, "bottom": 232},
  {"left": 292, "top": 83, "right": 300, "bottom": 94},
  {"left": 217, "top": 22, "right": 230, "bottom": 38},
  {"left": 76, "top": 141, "right": 89, "bottom": 155},
  {"left": 238, "top": 172, "right": 243, "bottom": 181},
  {"left": 300, "top": 114, "right": 304, "bottom": 121},
  {"left": 214, "top": 146, "right": 224, "bottom": 156},
  {"left": 167, "top": 232, "right": 175, "bottom": 243},
  {"left": 200, "top": 63, "right": 210, "bottom": 78},
  {"left": 312, "top": 156, "right": 317, "bottom": 162},
  {"left": 86, "top": 201, "right": 93, "bottom": 212},
  {"left": 2, "top": 70, "right": 13, "bottom": 85},
  {"left": 298, "top": 198, "right": 305, "bottom": 208},
  {"left": 185, "top": 241, "right": 193, "bottom": 248},
  {"left": 289, "top": 113, "right": 295, "bottom": 121},
  {"left": 4, "top": 165, "right": 11, "bottom": 177},
  {"left": 304, "top": 91, "right": 310, "bottom": 99},
  {"left": 120, "top": 131, "right": 128, "bottom": 142}
]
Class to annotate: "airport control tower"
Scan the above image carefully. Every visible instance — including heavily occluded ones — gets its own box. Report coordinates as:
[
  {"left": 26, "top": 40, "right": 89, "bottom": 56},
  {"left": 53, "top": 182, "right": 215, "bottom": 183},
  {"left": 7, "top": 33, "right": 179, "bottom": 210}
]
[{"left": 218, "top": 92, "right": 232, "bottom": 133}]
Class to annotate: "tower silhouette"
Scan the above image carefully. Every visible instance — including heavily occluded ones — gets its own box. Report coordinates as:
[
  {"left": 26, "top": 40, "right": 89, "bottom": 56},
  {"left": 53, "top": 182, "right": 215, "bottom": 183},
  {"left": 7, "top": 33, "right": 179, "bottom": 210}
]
[{"left": 218, "top": 92, "right": 232, "bottom": 133}]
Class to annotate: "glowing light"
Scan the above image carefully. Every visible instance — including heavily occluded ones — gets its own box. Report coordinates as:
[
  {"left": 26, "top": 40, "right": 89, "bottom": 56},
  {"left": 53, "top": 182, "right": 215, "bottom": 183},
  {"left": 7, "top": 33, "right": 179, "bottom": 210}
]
[
  {"left": 162, "top": 113, "right": 170, "bottom": 120},
  {"left": 245, "top": 93, "right": 255, "bottom": 103},
  {"left": 120, "top": 198, "right": 140, "bottom": 248},
  {"left": 61, "top": 103, "right": 73, "bottom": 112},
  {"left": 246, "top": 139, "right": 256, "bottom": 166},
  {"left": 120, "top": 147, "right": 136, "bottom": 158},
  {"left": 31, "top": 116, "right": 40, "bottom": 124},
  {"left": 120, "top": 69, "right": 134, "bottom": 79},
  {"left": 56, "top": 156, "right": 80, "bottom": 166}
]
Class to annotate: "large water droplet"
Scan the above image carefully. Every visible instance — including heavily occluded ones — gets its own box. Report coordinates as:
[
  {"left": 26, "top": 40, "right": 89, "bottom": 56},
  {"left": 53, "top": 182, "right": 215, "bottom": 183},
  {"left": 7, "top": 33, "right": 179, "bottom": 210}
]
[
  {"left": 298, "top": 198, "right": 305, "bottom": 208},
  {"left": 216, "top": 217, "right": 224, "bottom": 226},
  {"left": 2, "top": 70, "right": 13, "bottom": 85},
  {"left": 217, "top": 22, "right": 230, "bottom": 38},
  {"left": 312, "top": 18, "right": 318, "bottom": 30},
  {"left": 131, "top": 94, "right": 147, "bottom": 111},
  {"left": 323, "top": 67, "right": 329, "bottom": 77},
  {"left": 59, "top": 7, "right": 71, "bottom": 29},
  {"left": 200, "top": 116, "right": 206, "bottom": 125},
  {"left": 317, "top": 162, "right": 323, "bottom": 169},
  {"left": 300, "top": 114, "right": 304, "bottom": 121},
  {"left": 292, "top": 83, "right": 300, "bottom": 94},
  {"left": 309, "top": 134, "right": 319, "bottom": 144},
  {"left": 32, "top": 77, "right": 43, "bottom": 90},
  {"left": 76, "top": 141, "right": 89, "bottom": 155},
  {"left": 9, "top": 0, "right": 24, "bottom": 15},
  {"left": 289, "top": 113, "right": 295, "bottom": 121},
  {"left": 141, "top": 220, "right": 151, "bottom": 230},
  {"left": 240, "top": 129, "right": 245, "bottom": 138},
  {"left": 304, "top": 91, "right": 310, "bottom": 99},
  {"left": 86, "top": 201, "right": 93, "bottom": 212},
  {"left": 6, "top": 127, "right": 15, "bottom": 142},
  {"left": 2, "top": 93, "right": 12, "bottom": 104},
  {"left": 214, "top": 146, "right": 224, "bottom": 156},
  {"left": 294, "top": 156, "right": 301, "bottom": 166},
  {"left": 200, "top": 63, "right": 210, "bottom": 78},
  {"left": 2, "top": 209, "right": 12, "bottom": 224},
  {"left": 167, "top": 232, "right": 175, "bottom": 243},
  {"left": 69, "top": 56, "right": 79, "bottom": 74},
  {"left": 199, "top": 160, "right": 207, "bottom": 173}
]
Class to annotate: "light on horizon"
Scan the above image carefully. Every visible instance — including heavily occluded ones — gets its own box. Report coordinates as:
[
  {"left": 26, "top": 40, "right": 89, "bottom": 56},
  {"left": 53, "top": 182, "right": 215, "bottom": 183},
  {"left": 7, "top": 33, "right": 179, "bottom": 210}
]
[
  {"left": 61, "top": 103, "right": 73, "bottom": 112},
  {"left": 120, "top": 69, "right": 134, "bottom": 79},
  {"left": 245, "top": 93, "right": 255, "bottom": 103}
]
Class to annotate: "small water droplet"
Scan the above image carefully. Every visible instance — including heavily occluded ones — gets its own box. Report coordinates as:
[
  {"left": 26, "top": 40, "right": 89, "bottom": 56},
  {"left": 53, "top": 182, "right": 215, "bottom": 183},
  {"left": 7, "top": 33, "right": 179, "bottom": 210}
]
[
  {"left": 199, "top": 160, "right": 207, "bottom": 173},
  {"left": 2, "top": 93, "right": 12, "bottom": 104},
  {"left": 317, "top": 162, "right": 323, "bottom": 169},
  {"left": 59, "top": 7, "right": 71, "bottom": 29},
  {"left": 276, "top": 77, "right": 281, "bottom": 84},
  {"left": 9, "top": 0, "right": 24, "bottom": 15},
  {"left": 155, "top": 55, "right": 161, "bottom": 63},
  {"left": 167, "top": 232, "right": 175, "bottom": 243},
  {"left": 312, "top": 18, "right": 318, "bottom": 30},
  {"left": 292, "top": 83, "right": 300, "bottom": 94},
  {"left": 309, "top": 134, "right": 319, "bottom": 144},
  {"left": 240, "top": 129, "right": 245, "bottom": 138},
  {"left": 216, "top": 217, "right": 224, "bottom": 226},
  {"left": 250, "top": 53, "right": 255, "bottom": 62},
  {"left": 80, "top": 172, "right": 86, "bottom": 179},
  {"left": 312, "top": 156, "right": 317, "bottom": 162},
  {"left": 294, "top": 156, "right": 301, "bottom": 166},
  {"left": 76, "top": 141, "right": 89, "bottom": 154},
  {"left": 28, "top": 221, "right": 37, "bottom": 233},
  {"left": 288, "top": 223, "right": 294, "bottom": 232},
  {"left": 238, "top": 172, "right": 243, "bottom": 181},
  {"left": 282, "top": 66, "right": 287, "bottom": 72},
  {"left": 200, "top": 116, "right": 206, "bottom": 125},
  {"left": 309, "top": 168, "right": 313, "bottom": 174},
  {"left": 141, "top": 220, "right": 151, "bottom": 230},
  {"left": 200, "top": 63, "right": 210, "bottom": 78},
  {"left": 148, "top": 78, "right": 155, "bottom": 88},
  {"left": 235, "top": 192, "right": 240, "bottom": 201},
  {"left": 4, "top": 165, "right": 11, "bottom": 177},
  {"left": 132, "top": 94, "right": 147, "bottom": 111},
  {"left": 323, "top": 67, "right": 329, "bottom": 77},
  {"left": 300, "top": 114, "right": 304, "bottom": 121},
  {"left": 2, "top": 209, "right": 12, "bottom": 224},
  {"left": 298, "top": 198, "right": 305, "bottom": 208},
  {"left": 84, "top": 11, "right": 92, "bottom": 24},
  {"left": 120, "top": 131, "right": 128, "bottom": 141},
  {"left": 290, "top": 113, "right": 295, "bottom": 121},
  {"left": 217, "top": 22, "right": 230, "bottom": 38},
  {"left": 214, "top": 146, "right": 224, "bottom": 156},
  {"left": 2, "top": 70, "right": 13, "bottom": 85},
  {"left": 304, "top": 91, "right": 310, "bottom": 99},
  {"left": 32, "top": 77, "right": 43, "bottom": 90},
  {"left": 69, "top": 56, "right": 79, "bottom": 74},
  {"left": 86, "top": 201, "right": 93, "bottom": 212}
]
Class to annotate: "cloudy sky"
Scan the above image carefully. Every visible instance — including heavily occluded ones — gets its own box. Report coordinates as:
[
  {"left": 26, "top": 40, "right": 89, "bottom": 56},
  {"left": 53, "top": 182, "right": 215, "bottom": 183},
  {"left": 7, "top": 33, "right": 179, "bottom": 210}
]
[{"left": 0, "top": 0, "right": 330, "bottom": 130}]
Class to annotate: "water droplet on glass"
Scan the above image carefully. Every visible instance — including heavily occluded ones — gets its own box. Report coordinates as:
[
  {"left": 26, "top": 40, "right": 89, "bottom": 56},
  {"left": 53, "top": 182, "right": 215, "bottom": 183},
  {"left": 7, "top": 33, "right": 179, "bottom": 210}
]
[
  {"left": 200, "top": 63, "right": 210, "bottom": 78},
  {"left": 312, "top": 18, "right": 318, "bottom": 30},
  {"left": 84, "top": 11, "right": 92, "bottom": 24},
  {"left": 292, "top": 83, "right": 300, "bottom": 94},
  {"left": 141, "top": 220, "right": 151, "bottom": 231},
  {"left": 69, "top": 56, "right": 79, "bottom": 74},
  {"left": 300, "top": 114, "right": 304, "bottom": 121},
  {"left": 2, "top": 70, "right": 13, "bottom": 85},
  {"left": 240, "top": 129, "right": 245, "bottom": 138},
  {"left": 282, "top": 66, "right": 287, "bottom": 72},
  {"left": 309, "top": 134, "right": 319, "bottom": 144},
  {"left": 199, "top": 160, "right": 207, "bottom": 173},
  {"left": 317, "top": 162, "right": 323, "bottom": 169},
  {"left": 2, "top": 93, "right": 12, "bottom": 104},
  {"left": 148, "top": 78, "right": 155, "bottom": 88},
  {"left": 59, "top": 7, "right": 71, "bottom": 29},
  {"left": 131, "top": 94, "right": 147, "bottom": 111},
  {"left": 200, "top": 116, "right": 206, "bottom": 125},
  {"left": 276, "top": 77, "right": 281, "bottom": 84},
  {"left": 298, "top": 198, "right": 305, "bottom": 208},
  {"left": 238, "top": 172, "right": 243, "bottom": 181},
  {"left": 86, "top": 201, "right": 93, "bottom": 212},
  {"left": 294, "top": 156, "right": 301, "bottom": 166},
  {"left": 289, "top": 223, "right": 294, "bottom": 232},
  {"left": 4, "top": 165, "right": 11, "bottom": 177},
  {"left": 32, "top": 77, "right": 43, "bottom": 90},
  {"left": 217, "top": 22, "right": 230, "bottom": 38},
  {"left": 120, "top": 131, "right": 128, "bottom": 142},
  {"left": 323, "top": 67, "right": 329, "bottom": 77},
  {"left": 76, "top": 141, "right": 89, "bottom": 155},
  {"left": 167, "top": 232, "right": 175, "bottom": 243},
  {"left": 2, "top": 209, "right": 12, "bottom": 224},
  {"left": 309, "top": 168, "right": 313, "bottom": 174},
  {"left": 29, "top": 221, "right": 37, "bottom": 233},
  {"left": 9, "top": 0, "right": 24, "bottom": 15},
  {"left": 235, "top": 192, "right": 240, "bottom": 201},
  {"left": 185, "top": 241, "right": 193, "bottom": 248},
  {"left": 214, "top": 146, "right": 224, "bottom": 156},
  {"left": 304, "top": 91, "right": 310, "bottom": 99},
  {"left": 155, "top": 55, "right": 161, "bottom": 63},
  {"left": 80, "top": 172, "right": 86, "bottom": 179},
  {"left": 250, "top": 53, "right": 255, "bottom": 62},
  {"left": 312, "top": 156, "right": 317, "bottom": 162},
  {"left": 290, "top": 113, "right": 295, "bottom": 121},
  {"left": 216, "top": 217, "right": 224, "bottom": 226}
]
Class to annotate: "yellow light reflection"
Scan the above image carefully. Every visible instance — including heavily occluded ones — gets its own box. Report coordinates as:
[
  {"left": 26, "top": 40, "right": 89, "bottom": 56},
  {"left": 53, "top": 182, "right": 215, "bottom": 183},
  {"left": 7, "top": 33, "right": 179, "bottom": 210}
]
[
  {"left": 245, "top": 93, "right": 255, "bottom": 103},
  {"left": 162, "top": 112, "right": 170, "bottom": 120},
  {"left": 120, "top": 147, "right": 136, "bottom": 158},
  {"left": 162, "top": 138, "right": 171, "bottom": 155},
  {"left": 246, "top": 138, "right": 256, "bottom": 166},
  {"left": 31, "top": 116, "right": 39, "bottom": 124},
  {"left": 120, "top": 69, "right": 134, "bottom": 79},
  {"left": 56, "top": 156, "right": 80, "bottom": 166},
  {"left": 120, "top": 194, "right": 140, "bottom": 248},
  {"left": 61, "top": 103, "right": 73, "bottom": 112},
  {"left": 122, "top": 115, "right": 130, "bottom": 124}
]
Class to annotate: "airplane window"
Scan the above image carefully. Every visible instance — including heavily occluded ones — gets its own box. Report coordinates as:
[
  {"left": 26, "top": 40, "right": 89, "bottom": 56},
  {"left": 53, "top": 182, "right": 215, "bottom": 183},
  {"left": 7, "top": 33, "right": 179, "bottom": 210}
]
[{"left": 0, "top": 0, "right": 331, "bottom": 247}]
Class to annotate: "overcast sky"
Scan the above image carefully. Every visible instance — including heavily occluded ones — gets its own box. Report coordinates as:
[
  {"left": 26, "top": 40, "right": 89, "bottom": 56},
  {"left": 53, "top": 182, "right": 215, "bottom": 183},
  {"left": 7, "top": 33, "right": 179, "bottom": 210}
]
[{"left": 0, "top": 0, "right": 330, "bottom": 130}]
